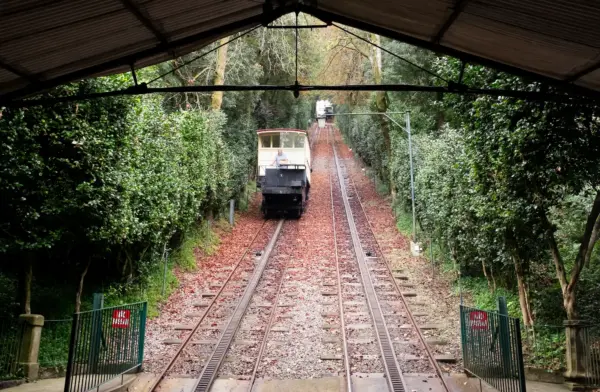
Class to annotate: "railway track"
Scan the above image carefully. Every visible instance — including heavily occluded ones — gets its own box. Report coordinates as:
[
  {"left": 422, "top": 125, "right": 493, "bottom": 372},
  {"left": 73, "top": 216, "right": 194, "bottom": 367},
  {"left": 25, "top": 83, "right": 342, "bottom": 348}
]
[
  {"left": 149, "top": 124, "right": 326, "bottom": 391},
  {"left": 147, "top": 123, "right": 451, "bottom": 392},
  {"left": 148, "top": 219, "right": 284, "bottom": 392},
  {"left": 329, "top": 126, "right": 451, "bottom": 392}
]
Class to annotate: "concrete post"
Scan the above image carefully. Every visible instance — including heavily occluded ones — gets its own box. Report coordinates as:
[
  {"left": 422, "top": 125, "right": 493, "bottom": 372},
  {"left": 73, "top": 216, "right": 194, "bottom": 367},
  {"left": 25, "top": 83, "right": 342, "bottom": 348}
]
[
  {"left": 229, "top": 199, "right": 235, "bottom": 225},
  {"left": 564, "top": 320, "right": 588, "bottom": 391},
  {"left": 17, "top": 314, "right": 44, "bottom": 380}
]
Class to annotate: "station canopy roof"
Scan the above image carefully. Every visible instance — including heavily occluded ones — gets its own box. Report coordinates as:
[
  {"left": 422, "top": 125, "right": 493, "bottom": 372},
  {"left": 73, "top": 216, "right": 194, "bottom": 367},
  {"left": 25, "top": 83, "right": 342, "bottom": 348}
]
[{"left": 1, "top": 0, "right": 600, "bottom": 101}]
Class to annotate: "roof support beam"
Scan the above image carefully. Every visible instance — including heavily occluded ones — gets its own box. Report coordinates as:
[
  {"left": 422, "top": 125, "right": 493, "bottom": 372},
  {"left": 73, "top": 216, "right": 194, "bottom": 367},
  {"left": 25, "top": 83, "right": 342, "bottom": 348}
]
[
  {"left": 7, "top": 83, "right": 596, "bottom": 108},
  {"left": 565, "top": 58, "right": 600, "bottom": 82},
  {"left": 0, "top": 56, "right": 38, "bottom": 83},
  {"left": 433, "top": 0, "right": 469, "bottom": 44},
  {"left": 119, "top": 0, "right": 169, "bottom": 46}
]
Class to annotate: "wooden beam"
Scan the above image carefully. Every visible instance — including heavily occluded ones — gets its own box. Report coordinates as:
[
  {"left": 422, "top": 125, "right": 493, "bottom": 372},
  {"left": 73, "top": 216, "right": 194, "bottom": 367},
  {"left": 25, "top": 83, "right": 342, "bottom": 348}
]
[
  {"left": 433, "top": 0, "right": 470, "bottom": 44},
  {"left": 119, "top": 0, "right": 169, "bottom": 45},
  {"left": 0, "top": 56, "right": 38, "bottom": 83},
  {"left": 566, "top": 59, "right": 600, "bottom": 82}
]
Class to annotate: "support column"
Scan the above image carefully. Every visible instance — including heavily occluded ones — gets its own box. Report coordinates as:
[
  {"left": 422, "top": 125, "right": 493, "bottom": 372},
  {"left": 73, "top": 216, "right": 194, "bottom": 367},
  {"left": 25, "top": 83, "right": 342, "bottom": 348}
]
[
  {"left": 17, "top": 314, "right": 44, "bottom": 380},
  {"left": 564, "top": 320, "right": 588, "bottom": 391}
]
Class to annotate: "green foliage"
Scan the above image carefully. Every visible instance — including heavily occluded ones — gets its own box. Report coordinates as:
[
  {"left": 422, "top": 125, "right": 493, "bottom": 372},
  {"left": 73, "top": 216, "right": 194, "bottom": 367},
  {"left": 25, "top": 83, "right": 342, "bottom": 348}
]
[
  {"left": 172, "top": 220, "right": 220, "bottom": 272},
  {"left": 0, "top": 75, "right": 258, "bottom": 316},
  {"left": 38, "top": 320, "right": 72, "bottom": 368},
  {"left": 394, "top": 207, "right": 413, "bottom": 238},
  {"left": 524, "top": 327, "right": 566, "bottom": 370},
  {"left": 458, "top": 277, "right": 520, "bottom": 318}
]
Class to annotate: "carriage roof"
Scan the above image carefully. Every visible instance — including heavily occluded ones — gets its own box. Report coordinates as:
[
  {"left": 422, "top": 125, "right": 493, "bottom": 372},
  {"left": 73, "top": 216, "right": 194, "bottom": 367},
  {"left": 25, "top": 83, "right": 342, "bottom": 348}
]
[{"left": 256, "top": 128, "right": 307, "bottom": 134}]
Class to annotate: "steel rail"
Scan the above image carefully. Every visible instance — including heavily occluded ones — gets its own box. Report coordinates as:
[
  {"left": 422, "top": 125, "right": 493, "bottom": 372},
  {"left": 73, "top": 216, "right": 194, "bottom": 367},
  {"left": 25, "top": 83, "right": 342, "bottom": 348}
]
[
  {"left": 147, "top": 220, "right": 269, "bottom": 392},
  {"left": 331, "top": 134, "right": 407, "bottom": 392},
  {"left": 193, "top": 219, "right": 285, "bottom": 392},
  {"left": 327, "top": 124, "right": 353, "bottom": 392},
  {"left": 246, "top": 267, "right": 288, "bottom": 391},
  {"left": 337, "top": 127, "right": 452, "bottom": 392}
]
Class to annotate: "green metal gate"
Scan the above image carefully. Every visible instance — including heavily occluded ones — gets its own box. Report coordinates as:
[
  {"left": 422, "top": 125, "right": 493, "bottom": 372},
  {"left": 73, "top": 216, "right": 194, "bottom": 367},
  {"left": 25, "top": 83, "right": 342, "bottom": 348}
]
[
  {"left": 0, "top": 317, "right": 23, "bottom": 380},
  {"left": 64, "top": 302, "right": 147, "bottom": 392},
  {"left": 460, "top": 305, "right": 527, "bottom": 392}
]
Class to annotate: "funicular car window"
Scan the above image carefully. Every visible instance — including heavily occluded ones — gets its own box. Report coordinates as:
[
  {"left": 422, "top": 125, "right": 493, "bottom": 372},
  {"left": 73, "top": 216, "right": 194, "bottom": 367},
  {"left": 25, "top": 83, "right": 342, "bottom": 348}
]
[
  {"left": 282, "top": 133, "right": 294, "bottom": 148},
  {"left": 294, "top": 134, "right": 305, "bottom": 148},
  {"left": 260, "top": 135, "right": 271, "bottom": 148},
  {"left": 271, "top": 134, "right": 281, "bottom": 148}
]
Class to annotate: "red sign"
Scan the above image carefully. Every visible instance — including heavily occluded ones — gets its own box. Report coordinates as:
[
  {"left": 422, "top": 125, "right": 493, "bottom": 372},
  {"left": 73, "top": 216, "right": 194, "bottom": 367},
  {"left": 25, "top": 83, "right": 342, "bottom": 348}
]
[
  {"left": 112, "top": 309, "right": 131, "bottom": 328},
  {"left": 469, "top": 310, "right": 489, "bottom": 330}
]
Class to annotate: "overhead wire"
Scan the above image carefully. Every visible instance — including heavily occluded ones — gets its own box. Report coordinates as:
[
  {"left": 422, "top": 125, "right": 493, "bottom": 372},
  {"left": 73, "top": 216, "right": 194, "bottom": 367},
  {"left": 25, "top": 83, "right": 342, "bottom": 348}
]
[
  {"left": 147, "top": 25, "right": 262, "bottom": 85},
  {"left": 332, "top": 23, "right": 450, "bottom": 85}
]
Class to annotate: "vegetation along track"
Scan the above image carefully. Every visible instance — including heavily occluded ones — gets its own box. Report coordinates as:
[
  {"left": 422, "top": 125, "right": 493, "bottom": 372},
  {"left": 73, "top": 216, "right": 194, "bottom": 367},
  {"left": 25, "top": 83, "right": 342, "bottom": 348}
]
[
  {"left": 148, "top": 219, "right": 283, "bottom": 391},
  {"left": 330, "top": 126, "right": 451, "bottom": 392}
]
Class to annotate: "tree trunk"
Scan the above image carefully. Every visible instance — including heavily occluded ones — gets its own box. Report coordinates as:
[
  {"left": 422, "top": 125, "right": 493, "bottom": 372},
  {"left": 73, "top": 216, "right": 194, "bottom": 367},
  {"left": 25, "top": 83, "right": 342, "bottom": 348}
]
[
  {"left": 75, "top": 259, "right": 91, "bottom": 314},
  {"left": 514, "top": 257, "right": 534, "bottom": 327},
  {"left": 481, "top": 260, "right": 493, "bottom": 293},
  {"left": 211, "top": 37, "right": 229, "bottom": 110},
  {"left": 490, "top": 263, "right": 497, "bottom": 292},
  {"left": 505, "top": 229, "right": 533, "bottom": 326},
  {"left": 21, "top": 254, "right": 33, "bottom": 314},
  {"left": 368, "top": 34, "right": 392, "bottom": 191},
  {"left": 564, "top": 289, "right": 577, "bottom": 321}
]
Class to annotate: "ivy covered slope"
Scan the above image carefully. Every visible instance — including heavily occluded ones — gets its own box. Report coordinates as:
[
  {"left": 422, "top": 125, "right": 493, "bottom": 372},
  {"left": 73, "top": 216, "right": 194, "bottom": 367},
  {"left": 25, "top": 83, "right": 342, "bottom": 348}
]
[
  {"left": 0, "top": 75, "right": 246, "bottom": 315},
  {"left": 333, "top": 38, "right": 600, "bottom": 331}
]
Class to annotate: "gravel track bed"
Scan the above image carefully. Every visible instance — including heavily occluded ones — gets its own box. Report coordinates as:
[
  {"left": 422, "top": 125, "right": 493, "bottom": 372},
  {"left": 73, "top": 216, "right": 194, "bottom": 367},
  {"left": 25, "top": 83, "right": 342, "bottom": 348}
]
[{"left": 143, "top": 213, "right": 278, "bottom": 376}]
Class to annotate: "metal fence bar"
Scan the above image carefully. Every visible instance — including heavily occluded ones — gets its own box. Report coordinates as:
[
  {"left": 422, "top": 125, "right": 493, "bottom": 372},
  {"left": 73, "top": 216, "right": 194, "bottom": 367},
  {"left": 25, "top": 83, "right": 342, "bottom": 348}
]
[
  {"left": 0, "top": 317, "right": 23, "bottom": 380},
  {"left": 64, "top": 302, "right": 147, "bottom": 392},
  {"left": 460, "top": 305, "right": 526, "bottom": 392},
  {"left": 583, "top": 325, "right": 600, "bottom": 387}
]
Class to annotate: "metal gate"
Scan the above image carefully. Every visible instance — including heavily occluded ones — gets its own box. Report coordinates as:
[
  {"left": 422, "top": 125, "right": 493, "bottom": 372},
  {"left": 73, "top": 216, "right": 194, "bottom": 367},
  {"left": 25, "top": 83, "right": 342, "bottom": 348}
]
[
  {"left": 64, "top": 302, "right": 147, "bottom": 392},
  {"left": 582, "top": 325, "right": 600, "bottom": 387},
  {"left": 460, "top": 305, "right": 527, "bottom": 392},
  {"left": 0, "top": 317, "right": 23, "bottom": 380}
]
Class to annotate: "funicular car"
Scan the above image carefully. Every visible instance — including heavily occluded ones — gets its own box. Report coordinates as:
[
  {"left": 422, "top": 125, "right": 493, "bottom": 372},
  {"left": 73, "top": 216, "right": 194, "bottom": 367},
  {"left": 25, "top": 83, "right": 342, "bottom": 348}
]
[{"left": 257, "top": 129, "right": 311, "bottom": 218}]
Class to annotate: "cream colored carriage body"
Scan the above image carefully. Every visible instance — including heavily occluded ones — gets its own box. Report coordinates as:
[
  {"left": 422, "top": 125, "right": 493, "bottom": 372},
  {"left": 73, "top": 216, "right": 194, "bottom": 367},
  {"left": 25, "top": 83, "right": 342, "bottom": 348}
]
[{"left": 256, "top": 128, "right": 311, "bottom": 186}]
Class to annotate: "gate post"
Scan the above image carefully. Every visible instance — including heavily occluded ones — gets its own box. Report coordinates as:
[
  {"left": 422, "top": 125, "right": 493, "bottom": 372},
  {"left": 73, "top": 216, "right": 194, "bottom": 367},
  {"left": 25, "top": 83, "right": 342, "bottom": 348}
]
[
  {"left": 497, "top": 297, "right": 512, "bottom": 376},
  {"left": 564, "top": 320, "right": 588, "bottom": 391},
  {"left": 17, "top": 314, "right": 44, "bottom": 380},
  {"left": 89, "top": 293, "right": 104, "bottom": 373}
]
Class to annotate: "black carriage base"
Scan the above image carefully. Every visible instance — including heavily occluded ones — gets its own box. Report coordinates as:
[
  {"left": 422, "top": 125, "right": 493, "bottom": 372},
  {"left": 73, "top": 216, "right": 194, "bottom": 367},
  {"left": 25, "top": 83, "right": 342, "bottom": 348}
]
[{"left": 260, "top": 166, "right": 309, "bottom": 218}]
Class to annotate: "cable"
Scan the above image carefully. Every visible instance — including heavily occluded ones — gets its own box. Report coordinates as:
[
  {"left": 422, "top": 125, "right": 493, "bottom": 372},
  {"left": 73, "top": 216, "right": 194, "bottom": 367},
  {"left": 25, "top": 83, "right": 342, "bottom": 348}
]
[
  {"left": 332, "top": 23, "right": 450, "bottom": 84},
  {"left": 147, "top": 25, "right": 262, "bottom": 85}
]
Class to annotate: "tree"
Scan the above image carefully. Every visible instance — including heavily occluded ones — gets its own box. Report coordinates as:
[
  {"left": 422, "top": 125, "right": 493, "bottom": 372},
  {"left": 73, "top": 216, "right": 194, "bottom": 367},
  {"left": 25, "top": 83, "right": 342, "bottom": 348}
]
[
  {"left": 435, "top": 58, "right": 600, "bottom": 320},
  {"left": 211, "top": 37, "right": 230, "bottom": 110}
]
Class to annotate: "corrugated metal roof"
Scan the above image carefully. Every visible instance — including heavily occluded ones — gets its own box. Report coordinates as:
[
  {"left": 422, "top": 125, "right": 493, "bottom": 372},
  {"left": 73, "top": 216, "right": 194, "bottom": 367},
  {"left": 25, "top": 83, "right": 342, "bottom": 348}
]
[{"left": 1, "top": 0, "right": 599, "bottom": 101}]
